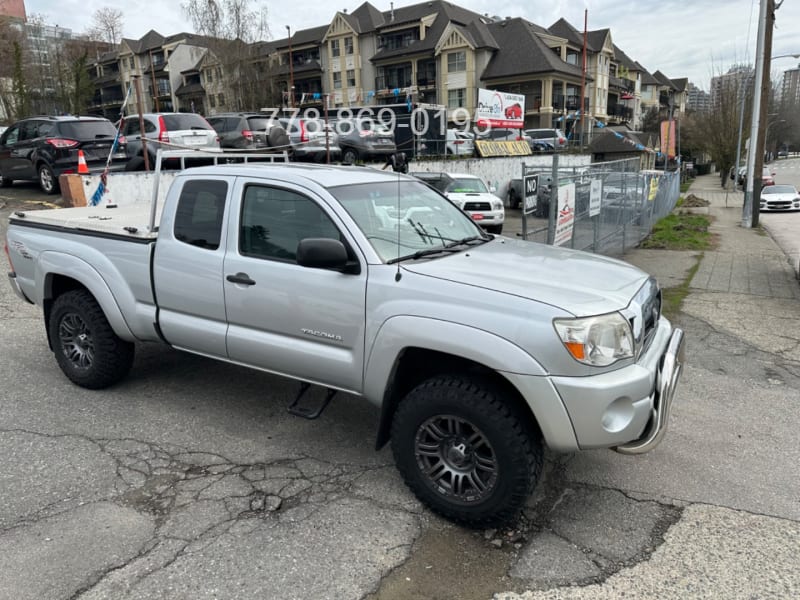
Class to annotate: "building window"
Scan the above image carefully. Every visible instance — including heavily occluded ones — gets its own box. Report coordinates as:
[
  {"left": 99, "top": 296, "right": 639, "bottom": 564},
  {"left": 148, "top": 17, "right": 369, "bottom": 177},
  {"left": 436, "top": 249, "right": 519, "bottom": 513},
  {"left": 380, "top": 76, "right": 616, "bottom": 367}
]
[
  {"left": 206, "top": 70, "right": 213, "bottom": 83},
  {"left": 218, "top": 93, "right": 225, "bottom": 106},
  {"left": 331, "top": 39, "right": 340, "bottom": 58},
  {"left": 128, "top": 57, "right": 134, "bottom": 69},
  {"left": 333, "top": 72, "right": 342, "bottom": 89},
  {"left": 447, "top": 51, "right": 466, "bottom": 73},
  {"left": 448, "top": 88, "right": 466, "bottom": 108},
  {"left": 209, "top": 95, "right": 216, "bottom": 108},
  {"left": 347, "top": 69, "right": 355, "bottom": 87},
  {"left": 345, "top": 36, "right": 353, "bottom": 55}
]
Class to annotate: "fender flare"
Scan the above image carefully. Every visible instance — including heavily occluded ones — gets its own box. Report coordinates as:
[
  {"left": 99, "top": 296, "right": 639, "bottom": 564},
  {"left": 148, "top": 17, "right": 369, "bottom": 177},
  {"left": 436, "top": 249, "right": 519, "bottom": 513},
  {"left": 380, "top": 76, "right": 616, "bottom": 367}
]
[
  {"left": 36, "top": 251, "right": 136, "bottom": 343},
  {"left": 365, "top": 316, "right": 552, "bottom": 448}
]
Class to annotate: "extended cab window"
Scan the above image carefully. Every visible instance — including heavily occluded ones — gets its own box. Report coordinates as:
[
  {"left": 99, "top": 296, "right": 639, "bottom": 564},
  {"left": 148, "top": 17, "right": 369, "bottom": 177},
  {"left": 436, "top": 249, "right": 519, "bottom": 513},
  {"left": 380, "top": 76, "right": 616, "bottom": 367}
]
[
  {"left": 240, "top": 185, "right": 340, "bottom": 262},
  {"left": 173, "top": 180, "right": 228, "bottom": 250}
]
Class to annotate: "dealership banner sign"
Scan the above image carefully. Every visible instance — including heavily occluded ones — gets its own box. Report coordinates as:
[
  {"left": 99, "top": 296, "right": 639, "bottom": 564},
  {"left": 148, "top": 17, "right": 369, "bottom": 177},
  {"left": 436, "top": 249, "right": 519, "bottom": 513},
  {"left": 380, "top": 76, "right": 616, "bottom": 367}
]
[
  {"left": 476, "top": 88, "right": 526, "bottom": 129},
  {"left": 474, "top": 140, "right": 531, "bottom": 157}
]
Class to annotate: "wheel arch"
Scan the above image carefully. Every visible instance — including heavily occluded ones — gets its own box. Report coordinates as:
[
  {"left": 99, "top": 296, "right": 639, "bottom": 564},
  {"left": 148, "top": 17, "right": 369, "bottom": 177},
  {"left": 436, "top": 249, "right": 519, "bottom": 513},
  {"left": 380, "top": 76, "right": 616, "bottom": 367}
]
[
  {"left": 38, "top": 259, "right": 135, "bottom": 349},
  {"left": 374, "top": 346, "right": 544, "bottom": 450}
]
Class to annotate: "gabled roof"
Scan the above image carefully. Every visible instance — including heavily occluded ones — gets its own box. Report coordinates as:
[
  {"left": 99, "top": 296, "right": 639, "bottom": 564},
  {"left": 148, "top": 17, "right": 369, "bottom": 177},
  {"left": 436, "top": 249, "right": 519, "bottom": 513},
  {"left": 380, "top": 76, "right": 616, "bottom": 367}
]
[
  {"left": 587, "top": 28, "right": 611, "bottom": 52},
  {"left": 482, "top": 18, "right": 587, "bottom": 81},
  {"left": 671, "top": 77, "right": 688, "bottom": 92},
  {"left": 120, "top": 29, "right": 164, "bottom": 54},
  {"left": 274, "top": 24, "right": 329, "bottom": 50},
  {"left": 638, "top": 63, "right": 659, "bottom": 85},
  {"left": 589, "top": 129, "right": 647, "bottom": 153},
  {"left": 653, "top": 70, "right": 678, "bottom": 90},
  {"left": 343, "top": 2, "right": 385, "bottom": 33},
  {"left": 163, "top": 32, "right": 217, "bottom": 48},
  {"left": 371, "top": 4, "right": 497, "bottom": 62},
  {"left": 548, "top": 18, "right": 594, "bottom": 51}
]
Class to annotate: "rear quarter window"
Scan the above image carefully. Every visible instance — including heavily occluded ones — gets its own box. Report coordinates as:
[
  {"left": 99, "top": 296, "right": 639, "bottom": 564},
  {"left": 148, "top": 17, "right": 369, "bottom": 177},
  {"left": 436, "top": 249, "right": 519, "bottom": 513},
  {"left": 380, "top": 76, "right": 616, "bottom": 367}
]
[
  {"left": 173, "top": 179, "right": 229, "bottom": 250},
  {"left": 162, "top": 114, "right": 213, "bottom": 131},
  {"left": 57, "top": 121, "right": 117, "bottom": 140}
]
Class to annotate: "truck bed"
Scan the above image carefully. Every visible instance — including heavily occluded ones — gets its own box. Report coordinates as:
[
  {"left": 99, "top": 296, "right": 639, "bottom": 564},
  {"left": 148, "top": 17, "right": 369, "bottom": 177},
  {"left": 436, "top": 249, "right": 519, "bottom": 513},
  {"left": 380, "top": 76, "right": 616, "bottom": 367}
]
[{"left": 12, "top": 202, "right": 161, "bottom": 240}]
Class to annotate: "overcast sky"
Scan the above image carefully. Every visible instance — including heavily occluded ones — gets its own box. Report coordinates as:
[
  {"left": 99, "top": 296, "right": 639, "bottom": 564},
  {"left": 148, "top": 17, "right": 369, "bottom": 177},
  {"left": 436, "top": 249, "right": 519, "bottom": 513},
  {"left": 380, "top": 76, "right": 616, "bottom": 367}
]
[{"left": 27, "top": 0, "right": 800, "bottom": 91}]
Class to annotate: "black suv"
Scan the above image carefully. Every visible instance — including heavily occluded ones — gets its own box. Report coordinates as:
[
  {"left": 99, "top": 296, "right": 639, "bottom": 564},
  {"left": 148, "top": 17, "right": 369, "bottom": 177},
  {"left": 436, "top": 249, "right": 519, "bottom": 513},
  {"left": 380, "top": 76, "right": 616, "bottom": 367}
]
[{"left": 0, "top": 116, "right": 126, "bottom": 194}]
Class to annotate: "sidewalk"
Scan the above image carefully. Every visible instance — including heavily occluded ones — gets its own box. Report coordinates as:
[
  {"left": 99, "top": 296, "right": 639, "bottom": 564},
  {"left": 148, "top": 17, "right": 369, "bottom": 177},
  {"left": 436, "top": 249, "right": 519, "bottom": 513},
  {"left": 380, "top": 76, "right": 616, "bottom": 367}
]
[{"left": 623, "top": 173, "right": 800, "bottom": 301}]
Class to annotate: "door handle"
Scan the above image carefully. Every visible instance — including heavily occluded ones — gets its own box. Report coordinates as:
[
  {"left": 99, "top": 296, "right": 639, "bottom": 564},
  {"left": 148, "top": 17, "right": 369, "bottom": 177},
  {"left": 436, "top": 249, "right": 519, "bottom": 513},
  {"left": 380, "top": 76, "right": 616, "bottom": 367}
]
[{"left": 226, "top": 272, "right": 256, "bottom": 286}]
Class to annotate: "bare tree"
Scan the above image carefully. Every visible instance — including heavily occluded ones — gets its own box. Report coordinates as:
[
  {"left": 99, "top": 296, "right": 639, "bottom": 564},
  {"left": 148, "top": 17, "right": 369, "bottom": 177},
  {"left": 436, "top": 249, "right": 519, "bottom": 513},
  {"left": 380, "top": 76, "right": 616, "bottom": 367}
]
[
  {"left": 181, "top": 0, "right": 272, "bottom": 111},
  {"left": 90, "top": 7, "right": 124, "bottom": 46}
]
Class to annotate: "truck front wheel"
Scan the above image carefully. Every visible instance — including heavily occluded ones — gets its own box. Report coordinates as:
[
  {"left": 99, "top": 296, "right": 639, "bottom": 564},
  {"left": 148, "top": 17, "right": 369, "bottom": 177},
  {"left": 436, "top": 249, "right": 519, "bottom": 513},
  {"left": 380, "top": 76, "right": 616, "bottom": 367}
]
[
  {"left": 390, "top": 375, "right": 542, "bottom": 527},
  {"left": 49, "top": 290, "right": 134, "bottom": 389}
]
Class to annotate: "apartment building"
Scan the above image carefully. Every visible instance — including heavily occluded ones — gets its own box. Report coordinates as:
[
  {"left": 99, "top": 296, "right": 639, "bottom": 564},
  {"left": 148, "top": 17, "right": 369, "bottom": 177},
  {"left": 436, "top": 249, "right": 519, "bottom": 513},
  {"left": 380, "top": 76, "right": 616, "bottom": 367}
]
[{"left": 83, "top": 0, "right": 686, "bottom": 137}]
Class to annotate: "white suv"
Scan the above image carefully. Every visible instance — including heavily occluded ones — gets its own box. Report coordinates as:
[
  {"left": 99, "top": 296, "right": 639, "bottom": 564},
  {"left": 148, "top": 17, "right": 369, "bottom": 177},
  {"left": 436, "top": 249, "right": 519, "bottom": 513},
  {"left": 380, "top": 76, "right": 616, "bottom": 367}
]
[{"left": 411, "top": 172, "right": 505, "bottom": 234}]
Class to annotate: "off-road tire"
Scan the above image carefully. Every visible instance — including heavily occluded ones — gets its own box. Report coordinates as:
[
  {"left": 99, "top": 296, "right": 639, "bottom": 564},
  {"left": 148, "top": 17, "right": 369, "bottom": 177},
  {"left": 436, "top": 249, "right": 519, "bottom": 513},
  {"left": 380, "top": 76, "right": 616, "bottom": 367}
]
[
  {"left": 0, "top": 173, "right": 12, "bottom": 187},
  {"left": 487, "top": 224, "right": 503, "bottom": 235},
  {"left": 39, "top": 164, "right": 58, "bottom": 194},
  {"left": 49, "top": 290, "right": 134, "bottom": 389},
  {"left": 391, "top": 375, "right": 542, "bottom": 527}
]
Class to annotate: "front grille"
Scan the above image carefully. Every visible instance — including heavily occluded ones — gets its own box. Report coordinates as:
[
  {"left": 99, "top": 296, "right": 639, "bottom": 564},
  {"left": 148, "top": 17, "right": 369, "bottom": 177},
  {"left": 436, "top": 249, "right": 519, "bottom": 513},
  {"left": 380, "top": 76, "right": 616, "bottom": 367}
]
[
  {"left": 464, "top": 202, "right": 492, "bottom": 211},
  {"left": 623, "top": 277, "right": 661, "bottom": 360}
]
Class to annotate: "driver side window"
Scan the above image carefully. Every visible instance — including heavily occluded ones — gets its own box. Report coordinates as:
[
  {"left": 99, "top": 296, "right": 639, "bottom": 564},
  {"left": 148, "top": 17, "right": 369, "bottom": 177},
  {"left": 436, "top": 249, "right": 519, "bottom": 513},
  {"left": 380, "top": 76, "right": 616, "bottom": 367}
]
[
  {"left": 240, "top": 185, "right": 340, "bottom": 263},
  {"left": 2, "top": 126, "right": 20, "bottom": 146}
]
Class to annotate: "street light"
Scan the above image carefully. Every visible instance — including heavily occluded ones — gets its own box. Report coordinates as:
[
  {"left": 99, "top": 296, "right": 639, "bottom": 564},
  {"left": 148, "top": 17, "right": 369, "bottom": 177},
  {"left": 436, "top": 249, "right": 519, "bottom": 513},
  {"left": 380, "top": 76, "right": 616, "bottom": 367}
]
[{"left": 286, "top": 26, "right": 294, "bottom": 109}]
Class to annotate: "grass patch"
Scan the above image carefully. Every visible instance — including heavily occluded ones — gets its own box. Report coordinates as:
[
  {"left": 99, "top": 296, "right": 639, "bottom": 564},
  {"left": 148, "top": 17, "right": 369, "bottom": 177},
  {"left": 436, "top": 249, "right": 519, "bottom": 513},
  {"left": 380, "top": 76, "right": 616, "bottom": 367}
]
[
  {"left": 679, "top": 180, "right": 693, "bottom": 193},
  {"left": 640, "top": 213, "right": 712, "bottom": 250},
  {"left": 661, "top": 256, "right": 702, "bottom": 319}
]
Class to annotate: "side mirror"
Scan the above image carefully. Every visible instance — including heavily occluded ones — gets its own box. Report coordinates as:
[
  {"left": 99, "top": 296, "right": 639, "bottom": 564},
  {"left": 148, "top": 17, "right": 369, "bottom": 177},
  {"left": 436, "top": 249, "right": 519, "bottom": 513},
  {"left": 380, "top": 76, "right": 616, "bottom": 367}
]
[
  {"left": 296, "top": 238, "right": 359, "bottom": 274},
  {"left": 489, "top": 185, "right": 497, "bottom": 193}
]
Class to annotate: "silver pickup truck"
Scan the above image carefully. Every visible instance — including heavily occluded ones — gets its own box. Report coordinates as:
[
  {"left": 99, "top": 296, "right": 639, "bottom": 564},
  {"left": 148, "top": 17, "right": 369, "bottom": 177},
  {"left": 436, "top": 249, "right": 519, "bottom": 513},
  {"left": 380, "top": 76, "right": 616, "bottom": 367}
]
[{"left": 5, "top": 160, "right": 684, "bottom": 527}]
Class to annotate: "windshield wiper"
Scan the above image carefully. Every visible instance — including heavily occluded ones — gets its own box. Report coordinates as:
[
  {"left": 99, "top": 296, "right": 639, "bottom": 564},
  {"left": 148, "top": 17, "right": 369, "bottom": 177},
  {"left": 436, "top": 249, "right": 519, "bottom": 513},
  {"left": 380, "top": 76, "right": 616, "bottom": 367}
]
[{"left": 386, "top": 234, "right": 489, "bottom": 264}]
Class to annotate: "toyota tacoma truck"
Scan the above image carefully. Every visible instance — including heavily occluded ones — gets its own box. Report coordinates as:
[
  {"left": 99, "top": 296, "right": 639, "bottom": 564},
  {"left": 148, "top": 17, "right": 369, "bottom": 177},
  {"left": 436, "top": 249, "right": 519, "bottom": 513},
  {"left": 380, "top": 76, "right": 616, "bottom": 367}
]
[{"left": 5, "top": 158, "right": 684, "bottom": 527}]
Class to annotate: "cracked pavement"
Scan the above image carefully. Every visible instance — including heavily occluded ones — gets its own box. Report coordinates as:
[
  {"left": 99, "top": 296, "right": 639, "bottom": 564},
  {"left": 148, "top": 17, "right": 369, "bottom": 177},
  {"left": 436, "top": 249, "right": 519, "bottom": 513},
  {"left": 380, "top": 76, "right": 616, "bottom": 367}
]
[{"left": 2, "top": 180, "right": 800, "bottom": 599}]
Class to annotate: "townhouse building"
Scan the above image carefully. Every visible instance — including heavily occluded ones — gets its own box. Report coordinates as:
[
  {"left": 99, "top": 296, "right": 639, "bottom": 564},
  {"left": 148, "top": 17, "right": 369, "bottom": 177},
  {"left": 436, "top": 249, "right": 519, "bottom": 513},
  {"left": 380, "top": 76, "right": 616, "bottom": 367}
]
[{"left": 84, "top": 0, "right": 686, "bottom": 141}]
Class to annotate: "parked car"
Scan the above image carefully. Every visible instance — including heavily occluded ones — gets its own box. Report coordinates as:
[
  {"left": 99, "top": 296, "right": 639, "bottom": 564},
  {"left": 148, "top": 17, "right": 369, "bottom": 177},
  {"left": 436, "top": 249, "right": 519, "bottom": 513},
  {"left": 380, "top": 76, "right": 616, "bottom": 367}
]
[
  {"left": 525, "top": 128, "right": 568, "bottom": 150},
  {"left": 278, "top": 117, "right": 341, "bottom": 162},
  {"left": 411, "top": 171, "right": 505, "bottom": 233},
  {"left": 445, "top": 128, "right": 475, "bottom": 156},
  {"left": 206, "top": 113, "right": 289, "bottom": 150},
  {"left": 121, "top": 112, "right": 219, "bottom": 169},
  {"left": 736, "top": 166, "right": 775, "bottom": 188},
  {"left": 334, "top": 117, "right": 396, "bottom": 164},
  {"left": 759, "top": 184, "right": 800, "bottom": 211},
  {"left": 475, "top": 127, "right": 531, "bottom": 144},
  {"left": 505, "top": 103, "right": 523, "bottom": 119},
  {"left": 0, "top": 115, "right": 127, "bottom": 194}
]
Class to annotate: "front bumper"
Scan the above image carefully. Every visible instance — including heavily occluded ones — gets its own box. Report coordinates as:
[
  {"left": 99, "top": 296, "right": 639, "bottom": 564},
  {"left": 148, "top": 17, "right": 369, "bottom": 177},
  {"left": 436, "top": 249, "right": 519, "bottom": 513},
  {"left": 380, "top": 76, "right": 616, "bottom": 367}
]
[
  {"left": 467, "top": 209, "right": 505, "bottom": 227},
  {"left": 547, "top": 318, "right": 685, "bottom": 452},
  {"left": 615, "top": 327, "right": 685, "bottom": 454}
]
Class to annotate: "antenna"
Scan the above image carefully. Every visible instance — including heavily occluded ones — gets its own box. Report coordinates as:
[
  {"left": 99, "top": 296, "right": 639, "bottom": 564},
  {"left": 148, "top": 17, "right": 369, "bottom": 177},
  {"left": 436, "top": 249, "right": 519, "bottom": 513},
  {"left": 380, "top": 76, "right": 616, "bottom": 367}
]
[{"left": 395, "top": 156, "right": 402, "bottom": 282}]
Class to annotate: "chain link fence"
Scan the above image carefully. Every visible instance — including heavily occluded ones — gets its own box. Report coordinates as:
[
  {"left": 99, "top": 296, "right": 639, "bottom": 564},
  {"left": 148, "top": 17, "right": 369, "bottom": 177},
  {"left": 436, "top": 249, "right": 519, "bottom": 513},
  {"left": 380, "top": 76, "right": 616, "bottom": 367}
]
[{"left": 517, "top": 158, "right": 680, "bottom": 256}]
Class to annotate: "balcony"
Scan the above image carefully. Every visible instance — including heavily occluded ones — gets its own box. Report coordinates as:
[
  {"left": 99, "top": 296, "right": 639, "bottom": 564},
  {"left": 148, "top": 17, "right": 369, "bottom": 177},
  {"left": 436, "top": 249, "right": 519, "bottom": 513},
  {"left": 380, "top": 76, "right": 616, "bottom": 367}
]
[
  {"left": 607, "top": 103, "right": 633, "bottom": 121},
  {"left": 553, "top": 94, "right": 590, "bottom": 112},
  {"left": 375, "top": 75, "right": 412, "bottom": 92},
  {"left": 416, "top": 76, "right": 436, "bottom": 89}
]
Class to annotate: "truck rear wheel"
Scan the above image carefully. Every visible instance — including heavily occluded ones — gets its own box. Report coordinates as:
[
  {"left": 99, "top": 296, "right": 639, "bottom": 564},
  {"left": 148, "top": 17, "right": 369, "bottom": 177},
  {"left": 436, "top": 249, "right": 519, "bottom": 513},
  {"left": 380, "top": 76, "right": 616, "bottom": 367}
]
[
  {"left": 49, "top": 290, "right": 134, "bottom": 389},
  {"left": 390, "top": 375, "right": 542, "bottom": 527}
]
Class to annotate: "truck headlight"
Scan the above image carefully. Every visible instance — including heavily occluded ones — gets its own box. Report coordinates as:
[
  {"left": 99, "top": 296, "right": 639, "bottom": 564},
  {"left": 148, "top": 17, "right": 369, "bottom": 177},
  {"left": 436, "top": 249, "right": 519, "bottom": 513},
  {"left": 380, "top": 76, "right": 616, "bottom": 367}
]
[
  {"left": 492, "top": 200, "right": 503, "bottom": 211},
  {"left": 553, "top": 312, "right": 634, "bottom": 366}
]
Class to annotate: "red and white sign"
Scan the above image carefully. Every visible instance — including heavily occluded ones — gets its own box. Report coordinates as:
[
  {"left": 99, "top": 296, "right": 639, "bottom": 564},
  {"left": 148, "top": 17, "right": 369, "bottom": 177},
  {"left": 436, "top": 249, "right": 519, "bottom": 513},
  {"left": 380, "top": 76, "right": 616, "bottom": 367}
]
[
  {"left": 475, "top": 88, "right": 526, "bottom": 129},
  {"left": 555, "top": 183, "right": 575, "bottom": 246}
]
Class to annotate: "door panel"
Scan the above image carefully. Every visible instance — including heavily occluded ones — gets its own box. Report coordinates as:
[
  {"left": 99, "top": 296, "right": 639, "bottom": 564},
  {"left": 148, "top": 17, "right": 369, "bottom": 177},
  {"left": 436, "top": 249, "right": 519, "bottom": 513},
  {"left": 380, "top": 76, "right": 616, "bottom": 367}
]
[
  {"left": 223, "top": 180, "right": 367, "bottom": 393},
  {"left": 153, "top": 177, "right": 233, "bottom": 357}
]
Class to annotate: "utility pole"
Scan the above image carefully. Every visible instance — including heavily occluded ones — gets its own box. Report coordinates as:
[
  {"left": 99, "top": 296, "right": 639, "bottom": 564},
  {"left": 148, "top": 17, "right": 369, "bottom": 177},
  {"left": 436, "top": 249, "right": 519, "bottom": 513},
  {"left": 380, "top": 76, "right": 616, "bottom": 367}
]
[
  {"left": 742, "top": 0, "right": 770, "bottom": 228},
  {"left": 751, "top": 0, "right": 774, "bottom": 228},
  {"left": 579, "top": 9, "right": 587, "bottom": 148},
  {"left": 133, "top": 75, "right": 150, "bottom": 172},
  {"left": 286, "top": 26, "right": 294, "bottom": 109}
]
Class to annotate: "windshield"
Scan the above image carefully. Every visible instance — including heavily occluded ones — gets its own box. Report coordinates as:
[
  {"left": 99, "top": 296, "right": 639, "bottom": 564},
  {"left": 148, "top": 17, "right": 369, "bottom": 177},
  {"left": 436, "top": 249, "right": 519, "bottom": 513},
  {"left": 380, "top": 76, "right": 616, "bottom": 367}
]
[
  {"left": 329, "top": 180, "right": 486, "bottom": 262},
  {"left": 447, "top": 178, "right": 488, "bottom": 194},
  {"left": 763, "top": 185, "right": 796, "bottom": 194}
]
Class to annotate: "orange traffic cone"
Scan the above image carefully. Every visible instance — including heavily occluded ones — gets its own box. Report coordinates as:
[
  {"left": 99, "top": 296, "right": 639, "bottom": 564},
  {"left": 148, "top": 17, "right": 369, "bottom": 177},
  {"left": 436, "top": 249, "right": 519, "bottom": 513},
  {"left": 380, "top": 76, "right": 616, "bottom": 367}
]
[{"left": 77, "top": 150, "right": 89, "bottom": 174}]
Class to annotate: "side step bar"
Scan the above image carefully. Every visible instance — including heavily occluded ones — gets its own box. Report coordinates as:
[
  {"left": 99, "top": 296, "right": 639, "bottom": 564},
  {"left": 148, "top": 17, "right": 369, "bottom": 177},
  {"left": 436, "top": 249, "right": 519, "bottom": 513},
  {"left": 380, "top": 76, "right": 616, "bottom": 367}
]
[{"left": 287, "top": 382, "right": 337, "bottom": 420}]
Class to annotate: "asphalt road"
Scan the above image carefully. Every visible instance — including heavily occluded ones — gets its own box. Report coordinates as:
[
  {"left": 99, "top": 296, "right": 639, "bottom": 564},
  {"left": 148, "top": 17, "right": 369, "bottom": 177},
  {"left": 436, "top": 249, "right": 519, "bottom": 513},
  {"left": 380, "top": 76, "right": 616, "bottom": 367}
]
[{"left": 1, "top": 174, "right": 799, "bottom": 599}]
